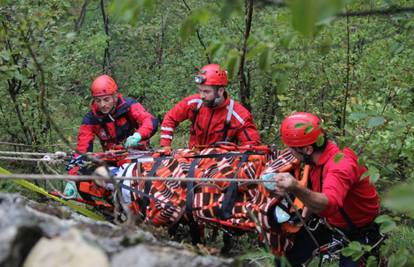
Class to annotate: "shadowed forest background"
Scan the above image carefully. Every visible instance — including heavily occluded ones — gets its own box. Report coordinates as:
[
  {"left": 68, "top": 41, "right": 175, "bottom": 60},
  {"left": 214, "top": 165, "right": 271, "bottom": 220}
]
[{"left": 0, "top": 0, "right": 413, "bottom": 265}]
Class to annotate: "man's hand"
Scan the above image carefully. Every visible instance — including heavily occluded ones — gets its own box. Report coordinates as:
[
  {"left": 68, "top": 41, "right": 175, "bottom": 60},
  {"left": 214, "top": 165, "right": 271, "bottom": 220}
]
[
  {"left": 274, "top": 172, "right": 298, "bottom": 196},
  {"left": 260, "top": 173, "right": 277, "bottom": 191},
  {"left": 125, "top": 133, "right": 142, "bottom": 148}
]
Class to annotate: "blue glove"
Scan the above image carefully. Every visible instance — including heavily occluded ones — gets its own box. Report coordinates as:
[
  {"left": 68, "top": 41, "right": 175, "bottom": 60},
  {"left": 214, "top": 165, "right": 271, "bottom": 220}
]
[
  {"left": 274, "top": 205, "right": 291, "bottom": 223},
  {"left": 261, "top": 172, "right": 277, "bottom": 191},
  {"left": 125, "top": 132, "right": 142, "bottom": 148}
]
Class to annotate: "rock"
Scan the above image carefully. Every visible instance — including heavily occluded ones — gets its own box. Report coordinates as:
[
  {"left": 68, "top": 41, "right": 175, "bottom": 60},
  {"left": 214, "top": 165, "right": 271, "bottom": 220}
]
[
  {"left": 0, "top": 193, "right": 235, "bottom": 267},
  {"left": 22, "top": 229, "right": 110, "bottom": 267},
  {"left": 0, "top": 225, "right": 43, "bottom": 267},
  {"left": 0, "top": 193, "right": 43, "bottom": 267},
  {"left": 111, "top": 244, "right": 233, "bottom": 267}
]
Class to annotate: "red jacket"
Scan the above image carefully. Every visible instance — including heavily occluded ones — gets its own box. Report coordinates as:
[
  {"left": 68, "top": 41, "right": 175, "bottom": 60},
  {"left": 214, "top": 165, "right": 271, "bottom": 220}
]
[
  {"left": 160, "top": 93, "right": 260, "bottom": 148},
  {"left": 75, "top": 93, "right": 158, "bottom": 153},
  {"left": 310, "top": 141, "right": 379, "bottom": 229}
]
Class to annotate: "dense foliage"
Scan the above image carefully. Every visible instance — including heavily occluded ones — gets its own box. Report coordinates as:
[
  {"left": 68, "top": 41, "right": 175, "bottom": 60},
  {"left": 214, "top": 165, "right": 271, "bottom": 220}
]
[{"left": 1, "top": 0, "right": 413, "bottom": 265}]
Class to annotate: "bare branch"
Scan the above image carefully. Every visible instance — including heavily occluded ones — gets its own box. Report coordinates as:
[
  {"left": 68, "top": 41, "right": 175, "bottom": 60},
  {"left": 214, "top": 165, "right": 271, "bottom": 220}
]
[
  {"left": 181, "top": 0, "right": 211, "bottom": 63},
  {"left": 100, "top": 0, "right": 112, "bottom": 75},
  {"left": 75, "top": 0, "right": 89, "bottom": 32},
  {"left": 338, "top": 7, "right": 414, "bottom": 17},
  {"left": 20, "top": 30, "right": 74, "bottom": 151},
  {"left": 238, "top": 0, "right": 254, "bottom": 111}
]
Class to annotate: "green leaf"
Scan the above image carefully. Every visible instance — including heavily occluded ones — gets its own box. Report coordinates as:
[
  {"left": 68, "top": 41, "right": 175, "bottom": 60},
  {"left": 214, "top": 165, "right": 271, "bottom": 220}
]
[
  {"left": 367, "top": 116, "right": 385, "bottom": 128},
  {"left": 366, "top": 256, "right": 377, "bottom": 267},
  {"left": 294, "top": 122, "right": 305, "bottom": 128},
  {"left": 258, "top": 46, "right": 271, "bottom": 71},
  {"left": 224, "top": 49, "right": 240, "bottom": 80},
  {"left": 375, "top": 214, "right": 392, "bottom": 224},
  {"left": 315, "top": 134, "right": 325, "bottom": 147},
  {"left": 383, "top": 182, "right": 414, "bottom": 218},
  {"left": 349, "top": 112, "right": 368, "bottom": 121},
  {"left": 246, "top": 42, "right": 268, "bottom": 61},
  {"left": 219, "top": 0, "right": 243, "bottom": 19},
  {"left": 207, "top": 41, "right": 224, "bottom": 58},
  {"left": 66, "top": 32, "right": 76, "bottom": 39},
  {"left": 361, "top": 167, "right": 380, "bottom": 184},
  {"left": 289, "top": 0, "right": 347, "bottom": 38},
  {"left": 180, "top": 8, "right": 211, "bottom": 41},
  {"left": 388, "top": 250, "right": 408, "bottom": 267},
  {"left": 379, "top": 219, "right": 397, "bottom": 233},
  {"left": 333, "top": 152, "right": 344, "bottom": 163},
  {"left": 304, "top": 124, "right": 314, "bottom": 134},
  {"left": 0, "top": 50, "right": 11, "bottom": 61}
]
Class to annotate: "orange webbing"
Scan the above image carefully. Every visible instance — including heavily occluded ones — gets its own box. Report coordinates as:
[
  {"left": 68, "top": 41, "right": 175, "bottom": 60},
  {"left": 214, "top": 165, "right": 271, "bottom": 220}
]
[{"left": 293, "top": 165, "right": 310, "bottom": 210}]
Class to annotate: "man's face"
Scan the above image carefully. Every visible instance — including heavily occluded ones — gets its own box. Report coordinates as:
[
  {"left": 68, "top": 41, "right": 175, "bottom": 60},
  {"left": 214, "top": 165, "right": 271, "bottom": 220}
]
[
  {"left": 289, "top": 146, "right": 314, "bottom": 164},
  {"left": 94, "top": 94, "right": 116, "bottom": 114},
  {"left": 198, "top": 85, "right": 223, "bottom": 107}
]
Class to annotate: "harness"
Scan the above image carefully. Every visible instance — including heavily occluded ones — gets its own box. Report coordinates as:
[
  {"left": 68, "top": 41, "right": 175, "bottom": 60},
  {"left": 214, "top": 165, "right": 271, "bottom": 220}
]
[
  {"left": 191, "top": 99, "right": 235, "bottom": 143},
  {"left": 308, "top": 165, "right": 385, "bottom": 266},
  {"left": 95, "top": 99, "right": 136, "bottom": 147}
]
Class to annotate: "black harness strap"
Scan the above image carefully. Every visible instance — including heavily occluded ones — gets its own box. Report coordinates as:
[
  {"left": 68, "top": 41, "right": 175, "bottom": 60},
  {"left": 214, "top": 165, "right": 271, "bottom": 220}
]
[
  {"left": 140, "top": 157, "right": 163, "bottom": 216},
  {"left": 185, "top": 158, "right": 200, "bottom": 216},
  {"left": 190, "top": 102, "right": 202, "bottom": 136},
  {"left": 219, "top": 152, "right": 249, "bottom": 220},
  {"left": 190, "top": 98, "right": 236, "bottom": 143},
  {"left": 185, "top": 158, "right": 201, "bottom": 245}
]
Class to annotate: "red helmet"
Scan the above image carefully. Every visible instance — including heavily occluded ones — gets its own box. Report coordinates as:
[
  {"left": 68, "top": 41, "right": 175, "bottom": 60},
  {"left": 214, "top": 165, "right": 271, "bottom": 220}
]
[
  {"left": 91, "top": 75, "right": 118, "bottom": 97},
  {"left": 194, "top": 64, "right": 228, "bottom": 86},
  {"left": 280, "top": 112, "right": 323, "bottom": 147}
]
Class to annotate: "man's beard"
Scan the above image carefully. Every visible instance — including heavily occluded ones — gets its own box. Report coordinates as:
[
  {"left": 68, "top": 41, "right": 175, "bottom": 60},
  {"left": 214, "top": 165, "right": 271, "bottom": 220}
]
[
  {"left": 203, "top": 98, "right": 217, "bottom": 107},
  {"left": 302, "top": 154, "right": 314, "bottom": 165},
  {"left": 203, "top": 94, "right": 221, "bottom": 108}
]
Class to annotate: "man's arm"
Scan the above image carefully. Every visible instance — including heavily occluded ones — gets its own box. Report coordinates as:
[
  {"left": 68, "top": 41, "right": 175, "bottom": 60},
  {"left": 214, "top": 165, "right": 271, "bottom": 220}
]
[
  {"left": 75, "top": 114, "right": 96, "bottom": 153},
  {"left": 274, "top": 172, "right": 328, "bottom": 214},
  {"left": 129, "top": 102, "right": 159, "bottom": 140},
  {"left": 234, "top": 107, "right": 260, "bottom": 145},
  {"left": 160, "top": 97, "right": 197, "bottom": 147}
]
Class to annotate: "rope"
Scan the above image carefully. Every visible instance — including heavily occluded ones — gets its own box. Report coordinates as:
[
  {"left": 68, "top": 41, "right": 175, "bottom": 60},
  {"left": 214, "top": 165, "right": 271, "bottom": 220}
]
[
  {"left": 0, "top": 150, "right": 68, "bottom": 157},
  {"left": 0, "top": 156, "right": 65, "bottom": 163},
  {"left": 0, "top": 173, "right": 278, "bottom": 183},
  {"left": 0, "top": 141, "right": 69, "bottom": 148}
]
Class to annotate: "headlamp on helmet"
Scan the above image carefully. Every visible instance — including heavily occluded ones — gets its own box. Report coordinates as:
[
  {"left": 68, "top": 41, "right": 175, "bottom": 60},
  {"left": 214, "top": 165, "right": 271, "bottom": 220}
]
[{"left": 194, "top": 75, "right": 206, "bottom": 85}]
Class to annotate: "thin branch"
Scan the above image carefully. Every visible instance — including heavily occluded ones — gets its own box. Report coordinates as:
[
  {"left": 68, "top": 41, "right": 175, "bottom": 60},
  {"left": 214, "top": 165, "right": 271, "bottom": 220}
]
[
  {"left": 21, "top": 30, "right": 74, "bottom": 151},
  {"left": 340, "top": 9, "right": 351, "bottom": 136},
  {"left": 181, "top": 0, "right": 211, "bottom": 63},
  {"left": 100, "top": 0, "right": 112, "bottom": 75},
  {"left": 255, "top": 1, "right": 414, "bottom": 17},
  {"left": 75, "top": 0, "right": 89, "bottom": 32},
  {"left": 337, "top": 7, "right": 414, "bottom": 17},
  {"left": 238, "top": 0, "right": 254, "bottom": 111}
]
